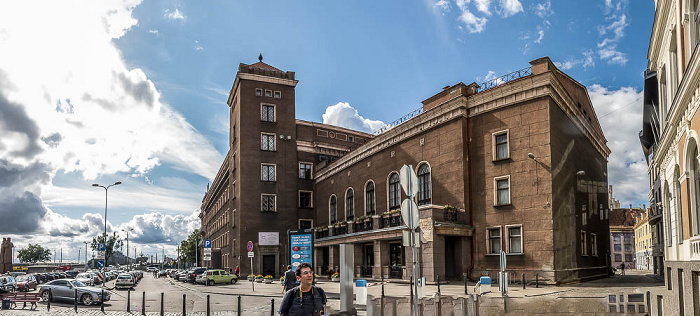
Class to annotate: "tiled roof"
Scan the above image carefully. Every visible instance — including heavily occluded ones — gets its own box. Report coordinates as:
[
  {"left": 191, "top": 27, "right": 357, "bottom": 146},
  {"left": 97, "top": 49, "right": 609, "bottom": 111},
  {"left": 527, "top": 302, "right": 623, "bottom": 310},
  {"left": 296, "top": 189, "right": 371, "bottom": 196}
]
[
  {"left": 249, "top": 62, "right": 282, "bottom": 72},
  {"left": 609, "top": 208, "right": 644, "bottom": 227}
]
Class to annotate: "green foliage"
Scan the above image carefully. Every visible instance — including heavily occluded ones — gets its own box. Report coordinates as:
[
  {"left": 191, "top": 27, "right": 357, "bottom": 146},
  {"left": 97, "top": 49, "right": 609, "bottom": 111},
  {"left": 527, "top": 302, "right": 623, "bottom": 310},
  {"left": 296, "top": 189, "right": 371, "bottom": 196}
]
[
  {"left": 179, "top": 229, "right": 201, "bottom": 265},
  {"left": 91, "top": 232, "right": 123, "bottom": 266},
  {"left": 17, "top": 244, "right": 51, "bottom": 263}
]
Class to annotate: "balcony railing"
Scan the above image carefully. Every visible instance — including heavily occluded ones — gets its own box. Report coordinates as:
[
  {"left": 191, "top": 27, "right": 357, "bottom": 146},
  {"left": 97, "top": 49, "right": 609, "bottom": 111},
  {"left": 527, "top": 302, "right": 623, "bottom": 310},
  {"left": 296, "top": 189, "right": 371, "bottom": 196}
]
[
  {"left": 381, "top": 215, "right": 403, "bottom": 228},
  {"left": 334, "top": 225, "right": 348, "bottom": 236},
  {"left": 389, "top": 265, "right": 403, "bottom": 279},
  {"left": 315, "top": 229, "right": 329, "bottom": 239},
  {"left": 353, "top": 221, "right": 373, "bottom": 232}
]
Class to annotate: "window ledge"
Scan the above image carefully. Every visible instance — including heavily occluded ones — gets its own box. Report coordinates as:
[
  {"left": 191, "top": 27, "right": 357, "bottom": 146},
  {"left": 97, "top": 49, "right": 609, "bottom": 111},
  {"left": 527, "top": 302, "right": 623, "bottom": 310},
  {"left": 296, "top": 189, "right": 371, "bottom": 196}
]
[
  {"left": 494, "top": 203, "right": 512, "bottom": 207},
  {"left": 506, "top": 253, "right": 523, "bottom": 256},
  {"left": 485, "top": 253, "right": 501, "bottom": 256},
  {"left": 492, "top": 157, "right": 511, "bottom": 163}
]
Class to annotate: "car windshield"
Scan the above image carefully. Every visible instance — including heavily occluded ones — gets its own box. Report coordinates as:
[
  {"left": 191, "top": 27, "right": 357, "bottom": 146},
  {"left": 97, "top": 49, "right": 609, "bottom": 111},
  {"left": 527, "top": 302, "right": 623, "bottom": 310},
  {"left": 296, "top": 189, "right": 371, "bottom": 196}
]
[
  {"left": 16, "top": 276, "right": 28, "bottom": 281},
  {"left": 118, "top": 275, "right": 132, "bottom": 279},
  {"left": 77, "top": 274, "right": 89, "bottom": 278},
  {"left": 70, "top": 280, "right": 87, "bottom": 287}
]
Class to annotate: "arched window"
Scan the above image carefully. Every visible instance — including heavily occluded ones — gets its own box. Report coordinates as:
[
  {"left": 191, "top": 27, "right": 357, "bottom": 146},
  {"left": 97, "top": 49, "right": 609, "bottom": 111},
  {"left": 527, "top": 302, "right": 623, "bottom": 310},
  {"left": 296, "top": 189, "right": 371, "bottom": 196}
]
[
  {"left": 674, "top": 166, "right": 683, "bottom": 243},
  {"left": 330, "top": 195, "right": 337, "bottom": 224},
  {"left": 346, "top": 188, "right": 354, "bottom": 221},
  {"left": 389, "top": 173, "right": 400, "bottom": 210},
  {"left": 365, "top": 181, "right": 376, "bottom": 215},
  {"left": 693, "top": 145, "right": 700, "bottom": 236},
  {"left": 417, "top": 164, "right": 432, "bottom": 206}
]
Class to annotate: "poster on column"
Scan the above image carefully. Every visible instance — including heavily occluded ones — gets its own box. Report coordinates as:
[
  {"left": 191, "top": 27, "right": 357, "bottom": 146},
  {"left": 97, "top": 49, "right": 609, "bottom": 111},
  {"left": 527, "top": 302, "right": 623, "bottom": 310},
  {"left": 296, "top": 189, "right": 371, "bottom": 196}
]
[{"left": 288, "top": 229, "right": 314, "bottom": 272}]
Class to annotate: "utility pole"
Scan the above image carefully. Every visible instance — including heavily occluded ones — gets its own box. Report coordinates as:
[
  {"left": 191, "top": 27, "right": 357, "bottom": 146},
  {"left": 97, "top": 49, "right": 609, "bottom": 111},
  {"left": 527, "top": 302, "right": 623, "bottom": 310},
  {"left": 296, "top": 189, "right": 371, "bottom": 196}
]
[
  {"left": 60, "top": 248, "right": 62, "bottom": 264},
  {"left": 176, "top": 245, "right": 180, "bottom": 270},
  {"left": 78, "top": 248, "right": 81, "bottom": 264},
  {"left": 83, "top": 242, "right": 88, "bottom": 270}
]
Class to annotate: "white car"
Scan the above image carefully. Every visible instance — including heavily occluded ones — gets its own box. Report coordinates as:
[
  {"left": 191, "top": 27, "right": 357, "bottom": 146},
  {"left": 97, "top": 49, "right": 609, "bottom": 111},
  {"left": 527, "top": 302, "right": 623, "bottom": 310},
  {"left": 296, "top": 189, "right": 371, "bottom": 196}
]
[
  {"left": 146, "top": 267, "right": 158, "bottom": 272},
  {"left": 114, "top": 274, "right": 135, "bottom": 289},
  {"left": 75, "top": 273, "right": 94, "bottom": 286}
]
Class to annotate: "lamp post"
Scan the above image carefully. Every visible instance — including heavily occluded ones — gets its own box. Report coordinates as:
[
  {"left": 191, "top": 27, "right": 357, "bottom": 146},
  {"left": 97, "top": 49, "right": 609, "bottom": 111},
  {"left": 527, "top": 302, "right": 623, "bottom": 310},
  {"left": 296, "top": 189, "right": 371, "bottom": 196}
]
[
  {"left": 122, "top": 228, "right": 134, "bottom": 271},
  {"left": 92, "top": 181, "right": 121, "bottom": 287}
]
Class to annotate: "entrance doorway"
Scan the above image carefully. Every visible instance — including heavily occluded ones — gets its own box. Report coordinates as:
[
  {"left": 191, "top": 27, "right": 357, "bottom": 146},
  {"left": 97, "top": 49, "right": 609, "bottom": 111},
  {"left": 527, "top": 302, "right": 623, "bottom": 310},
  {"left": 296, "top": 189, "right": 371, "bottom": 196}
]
[
  {"left": 362, "top": 244, "right": 374, "bottom": 277},
  {"left": 321, "top": 247, "right": 329, "bottom": 275},
  {"left": 389, "top": 243, "right": 403, "bottom": 279},
  {"left": 445, "top": 236, "right": 456, "bottom": 279},
  {"left": 262, "top": 255, "right": 275, "bottom": 277}
]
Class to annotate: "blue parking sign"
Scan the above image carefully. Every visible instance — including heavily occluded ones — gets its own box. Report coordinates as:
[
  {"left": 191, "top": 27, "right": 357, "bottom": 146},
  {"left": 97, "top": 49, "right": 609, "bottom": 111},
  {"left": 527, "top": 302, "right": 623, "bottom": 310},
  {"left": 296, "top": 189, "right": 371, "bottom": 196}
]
[
  {"left": 96, "top": 260, "right": 105, "bottom": 268},
  {"left": 97, "top": 243, "right": 106, "bottom": 251},
  {"left": 204, "top": 239, "right": 212, "bottom": 248}
]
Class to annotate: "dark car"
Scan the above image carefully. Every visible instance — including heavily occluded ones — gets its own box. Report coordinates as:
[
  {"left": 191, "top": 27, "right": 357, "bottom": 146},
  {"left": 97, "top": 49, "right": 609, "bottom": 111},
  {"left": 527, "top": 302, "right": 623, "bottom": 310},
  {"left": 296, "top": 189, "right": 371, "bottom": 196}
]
[
  {"left": 65, "top": 271, "right": 80, "bottom": 278},
  {"left": 186, "top": 268, "right": 207, "bottom": 283},
  {"left": 16, "top": 275, "right": 37, "bottom": 292},
  {"left": 39, "top": 279, "right": 111, "bottom": 305}
]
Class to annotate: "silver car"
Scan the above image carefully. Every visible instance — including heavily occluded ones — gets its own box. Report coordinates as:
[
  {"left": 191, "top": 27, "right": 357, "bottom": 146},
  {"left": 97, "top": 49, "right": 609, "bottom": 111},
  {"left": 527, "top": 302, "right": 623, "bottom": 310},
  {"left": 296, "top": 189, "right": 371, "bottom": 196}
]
[
  {"left": 75, "top": 273, "right": 94, "bottom": 286},
  {"left": 0, "top": 276, "right": 17, "bottom": 292},
  {"left": 39, "top": 279, "right": 111, "bottom": 305}
]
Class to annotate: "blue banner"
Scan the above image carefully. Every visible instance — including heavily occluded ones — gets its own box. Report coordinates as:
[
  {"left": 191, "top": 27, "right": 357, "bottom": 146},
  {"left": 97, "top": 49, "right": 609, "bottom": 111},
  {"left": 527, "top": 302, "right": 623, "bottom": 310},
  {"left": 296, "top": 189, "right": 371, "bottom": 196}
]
[{"left": 289, "top": 231, "right": 313, "bottom": 272}]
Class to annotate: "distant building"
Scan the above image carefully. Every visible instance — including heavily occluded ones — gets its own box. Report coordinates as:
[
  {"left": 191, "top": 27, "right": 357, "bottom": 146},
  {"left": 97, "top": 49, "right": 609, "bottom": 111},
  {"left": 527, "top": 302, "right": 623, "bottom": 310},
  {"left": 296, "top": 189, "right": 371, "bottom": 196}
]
[
  {"left": 608, "top": 185, "right": 621, "bottom": 210},
  {"left": 634, "top": 211, "right": 653, "bottom": 270},
  {"left": 609, "top": 207, "right": 644, "bottom": 270}
]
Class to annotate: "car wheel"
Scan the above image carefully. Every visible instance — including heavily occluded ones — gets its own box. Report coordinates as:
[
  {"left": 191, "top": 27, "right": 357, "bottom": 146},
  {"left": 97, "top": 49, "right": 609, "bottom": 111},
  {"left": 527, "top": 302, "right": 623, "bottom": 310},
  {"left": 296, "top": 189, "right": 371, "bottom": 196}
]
[
  {"left": 230, "top": 278, "right": 236, "bottom": 284},
  {"left": 41, "top": 291, "right": 52, "bottom": 302},
  {"left": 81, "top": 293, "right": 94, "bottom": 305}
]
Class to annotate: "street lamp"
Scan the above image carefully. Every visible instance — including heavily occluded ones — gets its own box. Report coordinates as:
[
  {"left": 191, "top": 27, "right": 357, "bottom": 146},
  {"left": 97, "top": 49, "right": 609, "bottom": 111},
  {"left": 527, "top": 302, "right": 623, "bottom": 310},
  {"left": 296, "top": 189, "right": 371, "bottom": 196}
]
[
  {"left": 92, "top": 181, "right": 120, "bottom": 287},
  {"left": 122, "top": 228, "right": 134, "bottom": 271}
]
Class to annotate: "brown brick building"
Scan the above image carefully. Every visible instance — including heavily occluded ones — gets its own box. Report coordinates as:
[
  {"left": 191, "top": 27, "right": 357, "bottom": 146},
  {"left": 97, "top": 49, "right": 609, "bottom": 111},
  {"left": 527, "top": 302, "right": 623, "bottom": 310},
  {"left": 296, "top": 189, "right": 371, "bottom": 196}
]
[{"left": 200, "top": 56, "right": 611, "bottom": 284}]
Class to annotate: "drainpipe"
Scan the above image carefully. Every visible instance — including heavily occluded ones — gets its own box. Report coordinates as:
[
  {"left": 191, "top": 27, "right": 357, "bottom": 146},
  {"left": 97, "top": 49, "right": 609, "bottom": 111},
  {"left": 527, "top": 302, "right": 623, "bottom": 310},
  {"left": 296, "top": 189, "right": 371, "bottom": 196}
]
[{"left": 466, "top": 111, "right": 476, "bottom": 282}]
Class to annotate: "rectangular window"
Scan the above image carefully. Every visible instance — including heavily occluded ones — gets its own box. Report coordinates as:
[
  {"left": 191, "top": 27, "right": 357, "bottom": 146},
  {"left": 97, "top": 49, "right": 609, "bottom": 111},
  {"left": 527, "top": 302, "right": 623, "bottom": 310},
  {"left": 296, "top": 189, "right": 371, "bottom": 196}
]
[
  {"left": 494, "top": 176, "right": 511, "bottom": 206},
  {"left": 614, "top": 244, "right": 622, "bottom": 252},
  {"left": 624, "top": 244, "right": 633, "bottom": 252},
  {"left": 507, "top": 225, "right": 522, "bottom": 254},
  {"left": 274, "top": 91, "right": 281, "bottom": 98},
  {"left": 299, "top": 162, "right": 313, "bottom": 179},
  {"left": 299, "top": 191, "right": 312, "bottom": 208},
  {"left": 265, "top": 89, "right": 272, "bottom": 97},
  {"left": 582, "top": 205, "right": 587, "bottom": 226},
  {"left": 625, "top": 254, "right": 633, "bottom": 262},
  {"left": 261, "top": 164, "right": 275, "bottom": 182},
  {"left": 261, "top": 194, "right": 276, "bottom": 212},
  {"left": 492, "top": 131, "right": 509, "bottom": 160},
  {"left": 261, "top": 133, "right": 275, "bottom": 151},
  {"left": 487, "top": 227, "right": 501, "bottom": 254},
  {"left": 613, "top": 235, "right": 621, "bottom": 243},
  {"left": 591, "top": 233, "right": 598, "bottom": 256},
  {"left": 255, "top": 88, "right": 262, "bottom": 96},
  {"left": 614, "top": 254, "right": 622, "bottom": 262},
  {"left": 299, "top": 219, "right": 312, "bottom": 229},
  {"left": 581, "top": 231, "right": 587, "bottom": 256},
  {"left": 261, "top": 104, "right": 275, "bottom": 122}
]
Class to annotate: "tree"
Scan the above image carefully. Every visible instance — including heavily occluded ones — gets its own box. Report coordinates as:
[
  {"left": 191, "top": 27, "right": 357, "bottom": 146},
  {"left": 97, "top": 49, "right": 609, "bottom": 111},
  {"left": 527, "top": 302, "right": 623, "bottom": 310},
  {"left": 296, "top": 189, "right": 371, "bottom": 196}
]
[
  {"left": 91, "top": 232, "right": 123, "bottom": 266},
  {"left": 17, "top": 244, "right": 51, "bottom": 263},
  {"left": 179, "top": 229, "right": 201, "bottom": 266}
]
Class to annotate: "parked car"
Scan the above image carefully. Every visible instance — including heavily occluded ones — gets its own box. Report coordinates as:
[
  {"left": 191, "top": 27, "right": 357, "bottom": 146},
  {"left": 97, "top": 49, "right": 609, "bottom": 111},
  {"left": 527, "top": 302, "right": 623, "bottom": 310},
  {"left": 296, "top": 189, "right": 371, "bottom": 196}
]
[
  {"left": 0, "top": 276, "right": 17, "bottom": 292},
  {"left": 15, "top": 275, "right": 37, "bottom": 292},
  {"left": 114, "top": 273, "right": 135, "bottom": 290},
  {"left": 39, "top": 279, "right": 111, "bottom": 305},
  {"left": 187, "top": 268, "right": 207, "bottom": 284},
  {"left": 75, "top": 273, "right": 95, "bottom": 286},
  {"left": 9, "top": 272, "right": 26, "bottom": 278},
  {"left": 146, "top": 267, "right": 158, "bottom": 272},
  {"left": 198, "top": 269, "right": 238, "bottom": 285},
  {"left": 158, "top": 270, "right": 168, "bottom": 277},
  {"left": 65, "top": 271, "right": 80, "bottom": 278}
]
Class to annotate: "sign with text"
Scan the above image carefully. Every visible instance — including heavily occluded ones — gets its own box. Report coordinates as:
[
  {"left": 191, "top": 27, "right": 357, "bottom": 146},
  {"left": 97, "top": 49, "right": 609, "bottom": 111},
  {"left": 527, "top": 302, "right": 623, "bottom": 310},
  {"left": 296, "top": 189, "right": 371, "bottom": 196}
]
[
  {"left": 288, "top": 229, "right": 313, "bottom": 272},
  {"left": 259, "top": 232, "right": 279, "bottom": 246},
  {"left": 248, "top": 251, "right": 254, "bottom": 258},
  {"left": 97, "top": 243, "right": 106, "bottom": 252}
]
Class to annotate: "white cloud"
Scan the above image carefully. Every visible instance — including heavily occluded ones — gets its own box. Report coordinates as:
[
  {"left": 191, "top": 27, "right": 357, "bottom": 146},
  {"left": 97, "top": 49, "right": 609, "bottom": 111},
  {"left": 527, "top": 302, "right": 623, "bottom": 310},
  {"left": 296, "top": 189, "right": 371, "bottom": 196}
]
[
  {"left": 455, "top": 0, "right": 470, "bottom": 11},
  {"left": 498, "top": 0, "right": 523, "bottom": 17},
  {"left": 534, "top": 1, "right": 553, "bottom": 18},
  {"left": 322, "top": 102, "right": 386, "bottom": 134},
  {"left": 434, "top": 0, "right": 451, "bottom": 13},
  {"left": 148, "top": 29, "right": 159, "bottom": 36},
  {"left": 164, "top": 8, "right": 185, "bottom": 20},
  {"left": 554, "top": 50, "right": 596, "bottom": 71},
  {"left": 582, "top": 50, "right": 595, "bottom": 69},
  {"left": 194, "top": 40, "right": 203, "bottom": 51},
  {"left": 597, "top": 1, "right": 629, "bottom": 65},
  {"left": 588, "top": 84, "right": 646, "bottom": 205},
  {"left": 534, "top": 29, "right": 544, "bottom": 43},
  {"left": 458, "top": 9, "right": 488, "bottom": 33},
  {"left": 474, "top": 0, "right": 492, "bottom": 15}
]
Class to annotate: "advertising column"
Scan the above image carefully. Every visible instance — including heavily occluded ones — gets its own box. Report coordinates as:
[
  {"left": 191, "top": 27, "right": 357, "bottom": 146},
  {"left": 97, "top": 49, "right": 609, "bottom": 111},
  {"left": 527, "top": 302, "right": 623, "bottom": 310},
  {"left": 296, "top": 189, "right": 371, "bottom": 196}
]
[{"left": 288, "top": 229, "right": 313, "bottom": 271}]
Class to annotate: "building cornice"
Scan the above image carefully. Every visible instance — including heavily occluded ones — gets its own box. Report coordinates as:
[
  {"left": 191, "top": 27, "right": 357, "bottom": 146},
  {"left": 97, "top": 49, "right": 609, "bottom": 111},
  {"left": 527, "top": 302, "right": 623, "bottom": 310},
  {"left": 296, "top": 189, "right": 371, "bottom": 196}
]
[
  {"left": 648, "top": 0, "right": 670, "bottom": 62},
  {"left": 295, "top": 120, "right": 374, "bottom": 138},
  {"left": 227, "top": 73, "right": 299, "bottom": 106}
]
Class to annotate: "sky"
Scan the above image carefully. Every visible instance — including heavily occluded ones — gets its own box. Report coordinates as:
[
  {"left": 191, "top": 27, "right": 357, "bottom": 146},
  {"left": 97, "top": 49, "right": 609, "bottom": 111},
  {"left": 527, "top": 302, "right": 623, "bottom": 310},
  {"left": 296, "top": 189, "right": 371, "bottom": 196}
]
[{"left": 0, "top": 0, "right": 655, "bottom": 263}]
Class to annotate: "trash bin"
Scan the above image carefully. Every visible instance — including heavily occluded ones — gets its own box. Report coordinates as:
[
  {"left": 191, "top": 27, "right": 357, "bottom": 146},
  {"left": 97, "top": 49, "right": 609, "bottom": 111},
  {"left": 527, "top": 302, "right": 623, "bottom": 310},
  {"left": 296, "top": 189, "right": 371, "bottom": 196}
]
[
  {"left": 1, "top": 298, "right": 10, "bottom": 310},
  {"left": 355, "top": 279, "right": 367, "bottom": 305},
  {"left": 479, "top": 276, "right": 491, "bottom": 294}
]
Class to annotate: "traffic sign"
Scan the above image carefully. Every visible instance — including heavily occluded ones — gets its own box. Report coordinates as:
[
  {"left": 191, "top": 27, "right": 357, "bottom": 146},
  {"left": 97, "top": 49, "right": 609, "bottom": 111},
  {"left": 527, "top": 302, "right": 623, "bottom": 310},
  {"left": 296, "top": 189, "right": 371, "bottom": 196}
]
[
  {"left": 248, "top": 251, "right": 254, "bottom": 258},
  {"left": 98, "top": 251, "right": 105, "bottom": 260},
  {"left": 401, "top": 199, "right": 419, "bottom": 229},
  {"left": 97, "top": 243, "right": 106, "bottom": 251},
  {"left": 399, "top": 165, "right": 419, "bottom": 197},
  {"left": 96, "top": 260, "right": 105, "bottom": 268},
  {"left": 247, "top": 241, "right": 253, "bottom": 252},
  {"left": 203, "top": 248, "right": 212, "bottom": 255},
  {"left": 203, "top": 253, "right": 211, "bottom": 261},
  {"left": 203, "top": 239, "right": 212, "bottom": 248},
  {"left": 402, "top": 230, "right": 420, "bottom": 248}
]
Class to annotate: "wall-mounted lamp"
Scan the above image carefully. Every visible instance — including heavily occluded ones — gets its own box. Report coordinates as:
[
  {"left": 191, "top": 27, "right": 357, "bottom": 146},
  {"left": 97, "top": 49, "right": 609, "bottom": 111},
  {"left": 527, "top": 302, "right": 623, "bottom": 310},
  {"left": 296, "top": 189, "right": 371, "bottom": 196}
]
[
  {"left": 576, "top": 171, "right": 586, "bottom": 177},
  {"left": 527, "top": 153, "right": 536, "bottom": 161}
]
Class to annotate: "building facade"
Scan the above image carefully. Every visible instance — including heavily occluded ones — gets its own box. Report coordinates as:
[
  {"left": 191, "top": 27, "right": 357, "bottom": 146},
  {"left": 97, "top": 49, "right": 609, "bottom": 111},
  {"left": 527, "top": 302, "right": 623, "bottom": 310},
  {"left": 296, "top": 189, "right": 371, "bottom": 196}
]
[
  {"left": 634, "top": 211, "right": 654, "bottom": 270},
  {"left": 200, "top": 56, "right": 611, "bottom": 284},
  {"left": 642, "top": 0, "right": 700, "bottom": 314},
  {"left": 609, "top": 208, "right": 641, "bottom": 271}
]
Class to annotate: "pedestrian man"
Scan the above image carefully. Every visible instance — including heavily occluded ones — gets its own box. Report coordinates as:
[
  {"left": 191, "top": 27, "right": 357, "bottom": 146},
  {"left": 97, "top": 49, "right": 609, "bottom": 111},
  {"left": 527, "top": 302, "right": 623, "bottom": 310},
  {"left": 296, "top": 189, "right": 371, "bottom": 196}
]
[
  {"left": 235, "top": 265, "right": 240, "bottom": 278},
  {"left": 278, "top": 262, "right": 326, "bottom": 316},
  {"left": 283, "top": 265, "right": 296, "bottom": 293},
  {"left": 620, "top": 263, "right": 625, "bottom": 275}
]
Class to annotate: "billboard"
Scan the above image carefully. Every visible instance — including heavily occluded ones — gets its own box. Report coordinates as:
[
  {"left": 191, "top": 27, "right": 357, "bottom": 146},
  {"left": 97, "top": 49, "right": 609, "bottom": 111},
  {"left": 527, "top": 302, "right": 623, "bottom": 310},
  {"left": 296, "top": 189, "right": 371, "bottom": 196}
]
[{"left": 288, "top": 229, "right": 313, "bottom": 272}]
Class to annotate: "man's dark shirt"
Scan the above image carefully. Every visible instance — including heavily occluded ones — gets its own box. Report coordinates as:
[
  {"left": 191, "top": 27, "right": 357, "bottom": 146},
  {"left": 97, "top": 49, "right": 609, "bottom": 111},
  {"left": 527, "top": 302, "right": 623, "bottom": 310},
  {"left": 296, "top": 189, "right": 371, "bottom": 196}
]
[
  {"left": 284, "top": 269, "right": 296, "bottom": 290},
  {"left": 297, "top": 290, "right": 315, "bottom": 315}
]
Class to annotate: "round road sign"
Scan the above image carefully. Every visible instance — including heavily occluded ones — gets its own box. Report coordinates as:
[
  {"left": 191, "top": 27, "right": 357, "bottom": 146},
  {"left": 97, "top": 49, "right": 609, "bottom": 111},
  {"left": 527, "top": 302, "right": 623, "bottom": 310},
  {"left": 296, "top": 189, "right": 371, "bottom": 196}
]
[{"left": 247, "top": 241, "right": 253, "bottom": 252}]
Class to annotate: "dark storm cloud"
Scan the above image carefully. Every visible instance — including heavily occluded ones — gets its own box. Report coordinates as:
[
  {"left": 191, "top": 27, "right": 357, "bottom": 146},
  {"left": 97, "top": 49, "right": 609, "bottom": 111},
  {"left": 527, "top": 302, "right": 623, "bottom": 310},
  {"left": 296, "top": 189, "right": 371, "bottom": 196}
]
[
  {"left": 41, "top": 133, "right": 63, "bottom": 148},
  {"left": 0, "top": 191, "right": 47, "bottom": 233},
  {"left": 0, "top": 159, "right": 51, "bottom": 188},
  {"left": 0, "top": 74, "right": 43, "bottom": 159}
]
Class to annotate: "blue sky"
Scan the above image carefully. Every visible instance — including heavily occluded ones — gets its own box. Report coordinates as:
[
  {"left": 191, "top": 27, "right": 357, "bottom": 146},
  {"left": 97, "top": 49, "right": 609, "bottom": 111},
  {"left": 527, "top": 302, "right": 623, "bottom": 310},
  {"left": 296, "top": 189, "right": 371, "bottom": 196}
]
[{"left": 0, "top": 0, "right": 654, "bottom": 261}]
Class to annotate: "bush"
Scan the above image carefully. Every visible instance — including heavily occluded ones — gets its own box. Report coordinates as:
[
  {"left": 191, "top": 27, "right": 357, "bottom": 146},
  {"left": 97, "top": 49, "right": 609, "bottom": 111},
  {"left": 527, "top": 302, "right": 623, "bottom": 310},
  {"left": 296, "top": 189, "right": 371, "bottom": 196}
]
[{"left": 264, "top": 275, "right": 273, "bottom": 279}]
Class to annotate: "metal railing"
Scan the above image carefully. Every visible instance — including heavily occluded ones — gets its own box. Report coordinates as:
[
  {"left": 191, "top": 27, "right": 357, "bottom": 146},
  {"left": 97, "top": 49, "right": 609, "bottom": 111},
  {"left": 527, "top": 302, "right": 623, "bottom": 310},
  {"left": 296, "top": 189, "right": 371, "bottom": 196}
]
[
  {"left": 353, "top": 221, "right": 373, "bottom": 232},
  {"left": 477, "top": 67, "right": 532, "bottom": 92},
  {"left": 374, "top": 107, "right": 423, "bottom": 135}
]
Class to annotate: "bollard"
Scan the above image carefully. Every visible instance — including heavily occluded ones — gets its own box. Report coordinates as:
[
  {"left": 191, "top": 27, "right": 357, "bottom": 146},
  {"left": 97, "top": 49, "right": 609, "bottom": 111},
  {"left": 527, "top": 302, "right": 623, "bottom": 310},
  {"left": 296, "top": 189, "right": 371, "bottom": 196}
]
[
  {"left": 161, "top": 292, "right": 165, "bottom": 316},
  {"left": 381, "top": 276, "right": 385, "bottom": 316},
  {"left": 270, "top": 299, "right": 275, "bottom": 316},
  {"left": 535, "top": 273, "right": 539, "bottom": 288},
  {"left": 522, "top": 273, "right": 526, "bottom": 290},
  {"left": 437, "top": 275, "right": 441, "bottom": 293},
  {"left": 101, "top": 289, "right": 105, "bottom": 312},
  {"left": 127, "top": 289, "right": 131, "bottom": 312},
  {"left": 237, "top": 295, "right": 241, "bottom": 315},
  {"left": 207, "top": 294, "right": 210, "bottom": 316},
  {"left": 183, "top": 293, "right": 186, "bottom": 316},
  {"left": 74, "top": 288, "right": 78, "bottom": 312},
  {"left": 465, "top": 276, "right": 468, "bottom": 295},
  {"left": 410, "top": 275, "right": 413, "bottom": 315},
  {"left": 142, "top": 291, "right": 146, "bottom": 316},
  {"left": 47, "top": 289, "right": 51, "bottom": 311}
]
